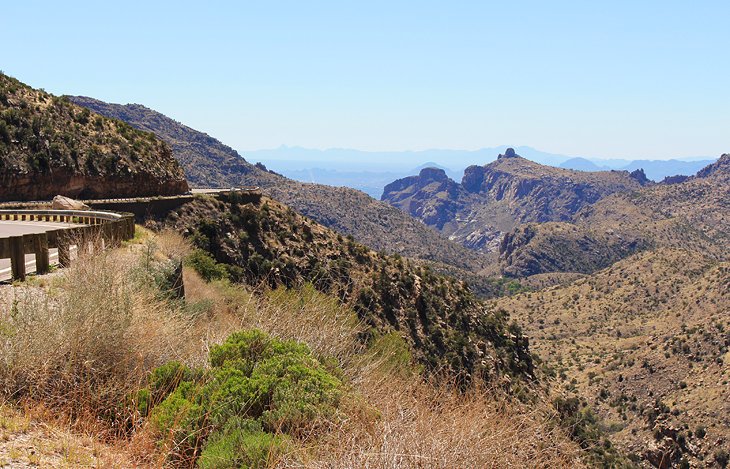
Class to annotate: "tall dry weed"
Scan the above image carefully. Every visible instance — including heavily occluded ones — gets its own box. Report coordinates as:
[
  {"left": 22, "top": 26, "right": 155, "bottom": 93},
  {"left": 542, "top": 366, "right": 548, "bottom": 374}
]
[{"left": 0, "top": 245, "right": 192, "bottom": 434}]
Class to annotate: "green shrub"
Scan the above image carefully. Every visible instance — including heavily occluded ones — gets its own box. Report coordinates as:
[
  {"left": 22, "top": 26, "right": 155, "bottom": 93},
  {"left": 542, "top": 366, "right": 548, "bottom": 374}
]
[
  {"left": 198, "top": 418, "right": 288, "bottom": 469},
  {"left": 367, "top": 332, "right": 417, "bottom": 376},
  {"left": 147, "top": 330, "right": 344, "bottom": 466},
  {"left": 186, "top": 249, "right": 229, "bottom": 282}
]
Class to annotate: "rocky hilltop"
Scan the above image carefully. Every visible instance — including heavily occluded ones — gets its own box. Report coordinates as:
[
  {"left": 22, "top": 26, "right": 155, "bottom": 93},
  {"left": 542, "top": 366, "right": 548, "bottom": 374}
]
[
  {"left": 500, "top": 154, "right": 729, "bottom": 277},
  {"left": 382, "top": 148, "right": 645, "bottom": 252},
  {"left": 0, "top": 74, "right": 188, "bottom": 201},
  {"left": 71, "top": 96, "right": 489, "bottom": 272}
]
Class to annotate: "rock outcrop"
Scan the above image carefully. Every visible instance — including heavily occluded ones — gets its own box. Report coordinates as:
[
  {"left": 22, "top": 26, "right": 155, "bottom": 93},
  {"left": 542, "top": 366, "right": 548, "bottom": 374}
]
[
  {"left": 0, "top": 73, "right": 188, "bottom": 202},
  {"left": 380, "top": 167, "right": 461, "bottom": 229},
  {"left": 629, "top": 168, "right": 650, "bottom": 185}
]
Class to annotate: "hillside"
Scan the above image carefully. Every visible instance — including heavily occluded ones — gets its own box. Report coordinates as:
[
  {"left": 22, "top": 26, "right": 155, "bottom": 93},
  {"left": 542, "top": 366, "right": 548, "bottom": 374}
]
[
  {"left": 70, "top": 97, "right": 490, "bottom": 272},
  {"left": 495, "top": 248, "right": 730, "bottom": 467},
  {"left": 0, "top": 74, "right": 188, "bottom": 201},
  {"left": 0, "top": 223, "right": 588, "bottom": 468},
  {"left": 501, "top": 154, "right": 729, "bottom": 277},
  {"left": 381, "top": 148, "right": 646, "bottom": 253},
  {"left": 158, "top": 192, "right": 532, "bottom": 381}
]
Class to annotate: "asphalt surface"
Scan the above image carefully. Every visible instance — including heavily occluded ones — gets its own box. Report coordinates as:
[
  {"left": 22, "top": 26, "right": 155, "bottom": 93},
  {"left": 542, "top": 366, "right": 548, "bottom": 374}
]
[{"left": 0, "top": 221, "right": 80, "bottom": 281}]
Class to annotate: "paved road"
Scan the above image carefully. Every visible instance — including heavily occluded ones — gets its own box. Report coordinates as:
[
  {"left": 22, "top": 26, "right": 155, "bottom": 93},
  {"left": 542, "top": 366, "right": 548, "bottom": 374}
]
[{"left": 0, "top": 221, "right": 80, "bottom": 282}]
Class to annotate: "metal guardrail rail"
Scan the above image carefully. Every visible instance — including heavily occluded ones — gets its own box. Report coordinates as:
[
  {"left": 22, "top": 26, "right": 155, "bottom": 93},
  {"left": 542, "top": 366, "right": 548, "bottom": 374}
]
[
  {"left": 0, "top": 187, "right": 263, "bottom": 209},
  {"left": 0, "top": 209, "right": 135, "bottom": 281}
]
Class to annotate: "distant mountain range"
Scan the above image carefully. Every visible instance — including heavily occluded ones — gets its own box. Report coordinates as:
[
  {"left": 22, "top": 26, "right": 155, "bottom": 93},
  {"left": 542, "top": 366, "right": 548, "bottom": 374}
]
[
  {"left": 250, "top": 146, "right": 717, "bottom": 198},
  {"left": 559, "top": 157, "right": 716, "bottom": 181}
]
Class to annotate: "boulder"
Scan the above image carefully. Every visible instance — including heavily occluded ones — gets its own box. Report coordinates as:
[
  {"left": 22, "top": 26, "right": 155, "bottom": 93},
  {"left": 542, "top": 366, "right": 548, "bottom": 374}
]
[{"left": 52, "top": 195, "right": 90, "bottom": 211}]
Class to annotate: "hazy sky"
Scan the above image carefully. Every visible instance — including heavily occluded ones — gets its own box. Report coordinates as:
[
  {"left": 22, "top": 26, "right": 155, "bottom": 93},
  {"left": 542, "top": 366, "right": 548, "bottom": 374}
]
[{"left": 2, "top": 1, "right": 728, "bottom": 159}]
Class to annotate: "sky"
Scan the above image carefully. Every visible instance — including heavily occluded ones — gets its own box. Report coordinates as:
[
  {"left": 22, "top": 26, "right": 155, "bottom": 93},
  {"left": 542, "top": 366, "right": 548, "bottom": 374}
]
[{"left": 2, "top": 1, "right": 729, "bottom": 159}]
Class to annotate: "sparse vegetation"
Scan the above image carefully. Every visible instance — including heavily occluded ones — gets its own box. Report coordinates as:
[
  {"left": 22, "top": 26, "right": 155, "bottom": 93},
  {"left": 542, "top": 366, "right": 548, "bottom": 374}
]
[
  {"left": 0, "top": 72, "right": 187, "bottom": 200},
  {"left": 164, "top": 194, "right": 535, "bottom": 383},
  {"left": 0, "top": 230, "right": 585, "bottom": 467}
]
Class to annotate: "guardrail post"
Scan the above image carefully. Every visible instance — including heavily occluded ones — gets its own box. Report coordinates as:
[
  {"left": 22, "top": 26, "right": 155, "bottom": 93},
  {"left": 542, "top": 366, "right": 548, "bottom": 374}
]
[
  {"left": 9, "top": 236, "right": 25, "bottom": 281},
  {"left": 35, "top": 233, "right": 50, "bottom": 275}
]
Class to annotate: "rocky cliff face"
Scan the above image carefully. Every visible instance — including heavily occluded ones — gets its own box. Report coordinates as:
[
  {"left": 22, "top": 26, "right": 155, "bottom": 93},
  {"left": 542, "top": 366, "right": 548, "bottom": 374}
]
[
  {"left": 381, "top": 167, "right": 462, "bottom": 228},
  {"left": 382, "top": 148, "right": 644, "bottom": 253},
  {"left": 0, "top": 73, "right": 188, "bottom": 201}
]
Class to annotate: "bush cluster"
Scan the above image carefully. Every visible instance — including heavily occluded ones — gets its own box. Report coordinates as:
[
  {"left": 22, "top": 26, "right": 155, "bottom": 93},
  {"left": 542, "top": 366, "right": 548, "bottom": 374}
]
[{"left": 142, "top": 330, "right": 345, "bottom": 467}]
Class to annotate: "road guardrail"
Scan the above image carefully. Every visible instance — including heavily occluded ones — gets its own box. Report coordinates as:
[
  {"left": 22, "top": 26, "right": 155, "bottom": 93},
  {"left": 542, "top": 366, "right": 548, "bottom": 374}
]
[{"left": 0, "top": 209, "right": 135, "bottom": 281}]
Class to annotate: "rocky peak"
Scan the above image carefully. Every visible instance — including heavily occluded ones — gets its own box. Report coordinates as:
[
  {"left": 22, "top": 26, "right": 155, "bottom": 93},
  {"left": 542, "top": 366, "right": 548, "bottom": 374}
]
[
  {"left": 462, "top": 165, "right": 487, "bottom": 193},
  {"left": 498, "top": 147, "right": 519, "bottom": 159},
  {"left": 629, "top": 168, "right": 650, "bottom": 185},
  {"left": 418, "top": 167, "right": 449, "bottom": 181},
  {"left": 384, "top": 150, "right": 646, "bottom": 253}
]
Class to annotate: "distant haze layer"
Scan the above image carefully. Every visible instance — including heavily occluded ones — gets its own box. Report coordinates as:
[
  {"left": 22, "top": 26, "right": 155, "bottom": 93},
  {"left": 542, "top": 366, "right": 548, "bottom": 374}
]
[{"left": 246, "top": 145, "right": 716, "bottom": 198}]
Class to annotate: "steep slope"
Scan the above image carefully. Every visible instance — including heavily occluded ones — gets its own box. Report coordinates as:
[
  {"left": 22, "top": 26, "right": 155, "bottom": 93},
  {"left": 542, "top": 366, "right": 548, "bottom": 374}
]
[
  {"left": 499, "top": 154, "right": 729, "bottom": 277},
  {"left": 70, "top": 96, "right": 489, "bottom": 271},
  {"left": 159, "top": 192, "right": 533, "bottom": 382},
  {"left": 0, "top": 74, "right": 188, "bottom": 201},
  {"left": 496, "top": 249, "right": 730, "bottom": 467},
  {"left": 382, "top": 148, "right": 646, "bottom": 253},
  {"left": 69, "top": 96, "right": 268, "bottom": 188}
]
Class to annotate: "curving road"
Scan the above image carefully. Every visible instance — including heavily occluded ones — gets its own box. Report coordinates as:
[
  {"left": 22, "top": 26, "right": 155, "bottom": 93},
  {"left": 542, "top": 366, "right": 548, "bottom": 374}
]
[{"left": 0, "top": 221, "right": 80, "bottom": 282}]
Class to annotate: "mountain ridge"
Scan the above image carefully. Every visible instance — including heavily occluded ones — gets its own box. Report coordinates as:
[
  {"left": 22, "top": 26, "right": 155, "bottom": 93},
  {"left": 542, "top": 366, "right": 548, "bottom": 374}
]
[
  {"left": 70, "top": 96, "right": 490, "bottom": 272},
  {"left": 0, "top": 75, "right": 188, "bottom": 201},
  {"left": 381, "top": 149, "right": 646, "bottom": 253}
]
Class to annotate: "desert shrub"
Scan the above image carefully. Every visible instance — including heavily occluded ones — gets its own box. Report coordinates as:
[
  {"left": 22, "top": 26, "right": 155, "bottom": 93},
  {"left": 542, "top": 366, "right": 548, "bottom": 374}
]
[
  {"left": 552, "top": 396, "right": 630, "bottom": 467},
  {"left": 197, "top": 418, "right": 288, "bottom": 469},
  {"left": 716, "top": 449, "right": 730, "bottom": 468},
  {"left": 186, "top": 249, "right": 229, "bottom": 282},
  {"left": 147, "top": 329, "right": 345, "bottom": 466}
]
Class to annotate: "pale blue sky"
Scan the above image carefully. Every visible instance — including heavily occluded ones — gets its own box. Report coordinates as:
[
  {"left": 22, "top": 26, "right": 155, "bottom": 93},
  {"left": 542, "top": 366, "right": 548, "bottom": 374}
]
[{"left": 2, "top": 1, "right": 728, "bottom": 159}]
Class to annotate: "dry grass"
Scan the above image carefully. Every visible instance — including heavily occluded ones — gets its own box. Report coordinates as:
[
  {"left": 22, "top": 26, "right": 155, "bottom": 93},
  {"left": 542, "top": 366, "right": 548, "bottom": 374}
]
[
  {"left": 182, "top": 254, "right": 584, "bottom": 468},
  {"left": 290, "top": 369, "right": 584, "bottom": 468},
  {"left": 184, "top": 271, "right": 364, "bottom": 366},
  {"left": 0, "top": 230, "right": 585, "bottom": 467},
  {"left": 0, "top": 403, "right": 142, "bottom": 468},
  {"left": 0, "top": 238, "right": 193, "bottom": 436}
]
